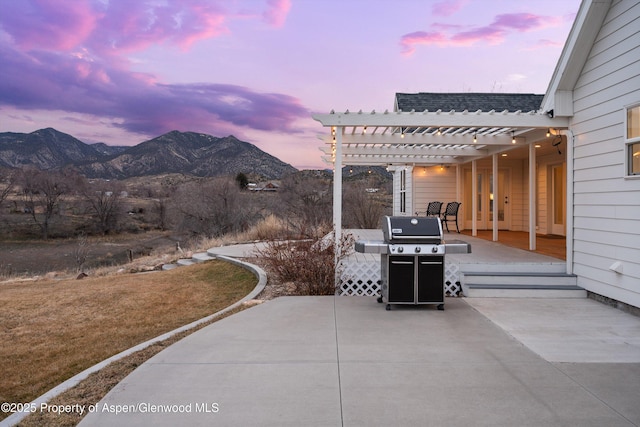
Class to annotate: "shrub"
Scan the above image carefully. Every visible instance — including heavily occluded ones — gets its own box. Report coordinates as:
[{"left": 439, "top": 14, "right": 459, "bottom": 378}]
[{"left": 257, "top": 232, "right": 354, "bottom": 296}]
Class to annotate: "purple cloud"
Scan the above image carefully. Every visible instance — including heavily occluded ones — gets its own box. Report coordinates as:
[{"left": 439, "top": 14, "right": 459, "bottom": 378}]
[
  {"left": 432, "top": 0, "right": 468, "bottom": 17},
  {"left": 0, "top": 0, "right": 304, "bottom": 139},
  {"left": 0, "top": 44, "right": 308, "bottom": 135},
  {"left": 527, "top": 39, "right": 565, "bottom": 50},
  {"left": 0, "top": 1, "right": 97, "bottom": 51},
  {"left": 88, "top": 0, "right": 231, "bottom": 54},
  {"left": 401, "top": 12, "right": 562, "bottom": 55},
  {"left": 263, "top": 0, "right": 292, "bottom": 28}
]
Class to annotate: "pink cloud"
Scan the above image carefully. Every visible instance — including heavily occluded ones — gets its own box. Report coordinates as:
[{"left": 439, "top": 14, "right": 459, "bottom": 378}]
[
  {"left": 432, "top": 0, "right": 468, "bottom": 17},
  {"left": 263, "top": 0, "right": 292, "bottom": 28},
  {"left": 1, "top": 0, "right": 97, "bottom": 51},
  {"left": 526, "top": 39, "right": 565, "bottom": 50},
  {"left": 0, "top": 0, "right": 238, "bottom": 56},
  {"left": 0, "top": 0, "right": 308, "bottom": 140},
  {"left": 88, "top": 1, "right": 230, "bottom": 54},
  {"left": 400, "top": 31, "right": 449, "bottom": 55},
  {"left": 401, "top": 12, "right": 563, "bottom": 55}
]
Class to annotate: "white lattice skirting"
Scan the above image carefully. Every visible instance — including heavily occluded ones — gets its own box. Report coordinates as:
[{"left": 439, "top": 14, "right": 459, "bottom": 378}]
[{"left": 339, "top": 259, "right": 462, "bottom": 297}]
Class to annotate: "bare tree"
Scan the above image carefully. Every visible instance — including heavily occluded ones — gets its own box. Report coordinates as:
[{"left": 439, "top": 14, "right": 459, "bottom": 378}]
[
  {"left": 278, "top": 173, "right": 332, "bottom": 237},
  {"left": 152, "top": 197, "right": 171, "bottom": 231},
  {"left": 79, "top": 179, "right": 125, "bottom": 234},
  {"left": 20, "top": 168, "right": 73, "bottom": 239},
  {"left": 170, "top": 176, "right": 258, "bottom": 237},
  {"left": 343, "top": 180, "right": 388, "bottom": 229},
  {"left": 0, "top": 168, "right": 17, "bottom": 212}
]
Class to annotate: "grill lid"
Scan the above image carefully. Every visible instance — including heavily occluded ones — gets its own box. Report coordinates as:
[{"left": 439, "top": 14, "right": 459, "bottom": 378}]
[{"left": 382, "top": 216, "right": 443, "bottom": 243}]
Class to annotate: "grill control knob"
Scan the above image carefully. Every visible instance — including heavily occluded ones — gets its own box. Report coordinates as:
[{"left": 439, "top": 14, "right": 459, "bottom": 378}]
[
  {"left": 397, "top": 246, "right": 404, "bottom": 253},
  {"left": 415, "top": 246, "right": 421, "bottom": 253},
  {"left": 432, "top": 246, "right": 439, "bottom": 253}
]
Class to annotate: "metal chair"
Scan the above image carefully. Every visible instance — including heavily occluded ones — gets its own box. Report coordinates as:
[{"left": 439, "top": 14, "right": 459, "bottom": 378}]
[
  {"left": 441, "top": 202, "right": 461, "bottom": 233},
  {"left": 426, "top": 201, "right": 443, "bottom": 217},
  {"left": 415, "top": 201, "right": 442, "bottom": 217}
]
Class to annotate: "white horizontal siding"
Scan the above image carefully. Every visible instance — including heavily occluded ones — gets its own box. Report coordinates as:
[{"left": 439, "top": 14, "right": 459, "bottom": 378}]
[
  {"left": 574, "top": 239, "right": 640, "bottom": 264},
  {"left": 574, "top": 175, "right": 639, "bottom": 193},
  {"left": 571, "top": 0, "right": 640, "bottom": 308},
  {"left": 574, "top": 251, "right": 640, "bottom": 289},
  {"left": 574, "top": 204, "right": 639, "bottom": 219}
]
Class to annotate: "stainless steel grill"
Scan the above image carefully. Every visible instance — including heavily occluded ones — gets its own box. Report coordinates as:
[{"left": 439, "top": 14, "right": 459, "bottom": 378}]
[{"left": 355, "top": 216, "right": 471, "bottom": 311}]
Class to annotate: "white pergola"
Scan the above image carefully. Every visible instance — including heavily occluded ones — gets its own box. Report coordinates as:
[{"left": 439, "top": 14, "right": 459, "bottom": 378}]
[{"left": 313, "top": 108, "right": 572, "bottom": 269}]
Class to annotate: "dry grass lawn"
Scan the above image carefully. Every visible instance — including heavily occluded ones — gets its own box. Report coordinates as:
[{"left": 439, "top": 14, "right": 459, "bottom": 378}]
[{"left": 0, "top": 260, "right": 256, "bottom": 418}]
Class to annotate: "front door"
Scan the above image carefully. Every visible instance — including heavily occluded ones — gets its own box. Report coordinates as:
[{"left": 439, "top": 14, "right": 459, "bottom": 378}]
[
  {"left": 464, "top": 168, "right": 511, "bottom": 230},
  {"left": 550, "top": 163, "right": 566, "bottom": 236}
]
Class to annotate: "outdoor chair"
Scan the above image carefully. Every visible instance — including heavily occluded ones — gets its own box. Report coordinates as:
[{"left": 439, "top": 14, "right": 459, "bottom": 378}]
[
  {"left": 425, "top": 201, "right": 443, "bottom": 217},
  {"left": 441, "top": 202, "right": 461, "bottom": 233},
  {"left": 416, "top": 202, "right": 442, "bottom": 216}
]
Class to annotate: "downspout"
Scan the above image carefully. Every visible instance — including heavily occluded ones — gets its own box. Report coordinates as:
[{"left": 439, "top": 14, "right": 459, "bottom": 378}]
[{"left": 562, "top": 129, "right": 574, "bottom": 274}]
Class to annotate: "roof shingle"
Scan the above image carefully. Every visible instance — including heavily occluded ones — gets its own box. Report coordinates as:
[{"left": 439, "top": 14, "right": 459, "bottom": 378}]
[{"left": 395, "top": 92, "right": 544, "bottom": 113}]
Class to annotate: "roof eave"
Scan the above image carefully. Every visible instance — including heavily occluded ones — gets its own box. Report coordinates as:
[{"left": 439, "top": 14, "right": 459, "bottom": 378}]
[{"left": 541, "top": 0, "right": 612, "bottom": 116}]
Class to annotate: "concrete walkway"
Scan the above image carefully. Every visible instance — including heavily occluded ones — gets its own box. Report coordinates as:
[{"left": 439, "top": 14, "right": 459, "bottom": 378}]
[{"left": 79, "top": 296, "right": 640, "bottom": 426}]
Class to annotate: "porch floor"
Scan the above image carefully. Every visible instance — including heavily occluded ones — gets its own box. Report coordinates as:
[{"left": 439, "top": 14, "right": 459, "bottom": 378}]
[
  {"left": 460, "top": 230, "right": 566, "bottom": 260},
  {"left": 343, "top": 229, "right": 567, "bottom": 297},
  {"left": 346, "top": 229, "right": 565, "bottom": 264}
]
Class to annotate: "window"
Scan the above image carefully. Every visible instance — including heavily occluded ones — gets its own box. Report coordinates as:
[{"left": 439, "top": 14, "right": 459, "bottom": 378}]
[
  {"left": 399, "top": 169, "right": 407, "bottom": 213},
  {"left": 626, "top": 104, "right": 640, "bottom": 176}
]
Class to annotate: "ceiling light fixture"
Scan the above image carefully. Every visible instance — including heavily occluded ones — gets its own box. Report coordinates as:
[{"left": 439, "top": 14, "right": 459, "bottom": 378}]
[
  {"left": 511, "top": 131, "right": 516, "bottom": 144},
  {"left": 473, "top": 132, "right": 477, "bottom": 143}
]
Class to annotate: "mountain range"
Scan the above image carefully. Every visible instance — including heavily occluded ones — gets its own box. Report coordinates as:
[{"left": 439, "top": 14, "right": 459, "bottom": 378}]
[{"left": 0, "top": 128, "right": 297, "bottom": 179}]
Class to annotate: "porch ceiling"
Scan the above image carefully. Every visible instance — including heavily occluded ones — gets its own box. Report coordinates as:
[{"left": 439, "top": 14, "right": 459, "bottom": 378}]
[{"left": 313, "top": 109, "right": 569, "bottom": 166}]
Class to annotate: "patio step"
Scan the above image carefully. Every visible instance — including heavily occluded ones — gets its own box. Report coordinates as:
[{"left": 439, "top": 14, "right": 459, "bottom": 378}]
[
  {"left": 457, "top": 262, "right": 567, "bottom": 274},
  {"left": 461, "top": 271, "right": 586, "bottom": 298},
  {"left": 192, "top": 252, "right": 215, "bottom": 263}
]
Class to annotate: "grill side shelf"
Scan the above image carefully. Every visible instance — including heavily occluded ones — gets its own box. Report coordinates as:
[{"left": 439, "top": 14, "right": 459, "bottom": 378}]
[
  {"left": 354, "top": 240, "right": 388, "bottom": 254},
  {"left": 443, "top": 240, "right": 472, "bottom": 254}
]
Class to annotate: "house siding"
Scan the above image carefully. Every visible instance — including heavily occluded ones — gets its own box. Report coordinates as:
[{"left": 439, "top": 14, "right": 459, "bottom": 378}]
[
  {"left": 570, "top": 0, "right": 640, "bottom": 307},
  {"left": 413, "top": 166, "right": 457, "bottom": 217}
]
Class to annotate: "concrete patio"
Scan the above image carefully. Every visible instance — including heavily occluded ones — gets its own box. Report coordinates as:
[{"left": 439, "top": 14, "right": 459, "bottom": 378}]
[{"left": 79, "top": 295, "right": 640, "bottom": 426}]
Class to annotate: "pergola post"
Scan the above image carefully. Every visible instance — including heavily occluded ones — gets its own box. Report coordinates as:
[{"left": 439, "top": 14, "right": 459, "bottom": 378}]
[
  {"left": 333, "top": 127, "right": 343, "bottom": 286},
  {"left": 529, "top": 142, "right": 537, "bottom": 250},
  {"left": 492, "top": 153, "right": 498, "bottom": 242},
  {"left": 472, "top": 160, "right": 477, "bottom": 237}
]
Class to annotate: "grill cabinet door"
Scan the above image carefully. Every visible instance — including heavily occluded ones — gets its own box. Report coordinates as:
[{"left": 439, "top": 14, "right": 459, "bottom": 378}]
[
  {"left": 417, "top": 256, "right": 444, "bottom": 303},
  {"left": 388, "top": 256, "right": 415, "bottom": 303}
]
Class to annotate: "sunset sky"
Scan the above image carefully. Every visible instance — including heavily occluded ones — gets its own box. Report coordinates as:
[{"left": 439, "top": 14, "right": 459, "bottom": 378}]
[{"left": 0, "top": 0, "right": 581, "bottom": 169}]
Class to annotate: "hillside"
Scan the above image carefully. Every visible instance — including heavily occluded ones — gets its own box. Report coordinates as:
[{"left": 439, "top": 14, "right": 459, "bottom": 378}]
[{"left": 0, "top": 129, "right": 297, "bottom": 179}]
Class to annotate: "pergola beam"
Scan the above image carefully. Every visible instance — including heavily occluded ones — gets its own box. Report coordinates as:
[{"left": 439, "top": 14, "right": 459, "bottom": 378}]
[
  {"left": 320, "top": 155, "right": 466, "bottom": 166},
  {"left": 320, "top": 133, "right": 526, "bottom": 146},
  {"left": 320, "top": 144, "right": 489, "bottom": 157},
  {"left": 313, "top": 111, "right": 568, "bottom": 129}
]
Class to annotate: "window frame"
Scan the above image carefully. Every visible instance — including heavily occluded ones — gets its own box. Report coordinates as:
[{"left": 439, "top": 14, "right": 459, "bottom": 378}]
[
  {"left": 625, "top": 103, "right": 640, "bottom": 178},
  {"left": 399, "top": 169, "right": 407, "bottom": 213}
]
